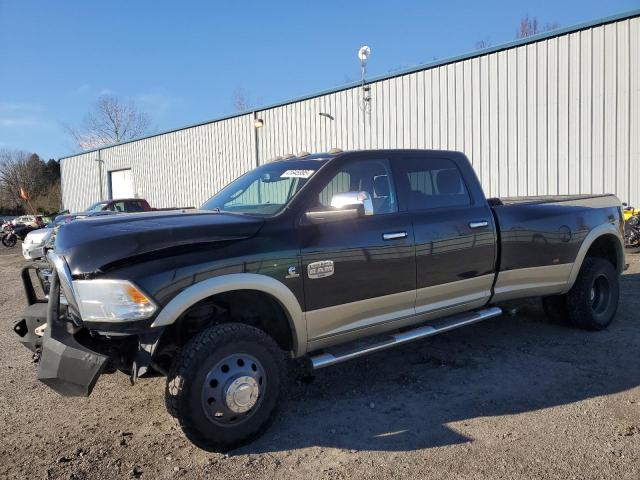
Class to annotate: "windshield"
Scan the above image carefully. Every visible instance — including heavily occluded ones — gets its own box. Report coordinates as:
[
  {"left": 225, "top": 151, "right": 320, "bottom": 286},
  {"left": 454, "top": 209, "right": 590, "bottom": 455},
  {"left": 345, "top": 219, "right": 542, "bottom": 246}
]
[
  {"left": 86, "top": 201, "right": 108, "bottom": 212},
  {"left": 201, "top": 161, "right": 325, "bottom": 215}
]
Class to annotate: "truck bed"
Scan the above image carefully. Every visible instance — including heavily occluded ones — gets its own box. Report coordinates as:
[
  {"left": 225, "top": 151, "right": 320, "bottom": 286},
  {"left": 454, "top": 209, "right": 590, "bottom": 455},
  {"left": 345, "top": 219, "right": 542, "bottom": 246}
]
[
  {"left": 488, "top": 193, "right": 623, "bottom": 302},
  {"left": 490, "top": 193, "right": 618, "bottom": 206}
]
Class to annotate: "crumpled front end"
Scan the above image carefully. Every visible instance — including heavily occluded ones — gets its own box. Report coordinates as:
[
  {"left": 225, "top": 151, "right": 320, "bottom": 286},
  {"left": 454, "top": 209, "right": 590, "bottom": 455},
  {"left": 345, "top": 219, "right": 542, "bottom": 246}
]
[{"left": 13, "top": 255, "right": 163, "bottom": 397}]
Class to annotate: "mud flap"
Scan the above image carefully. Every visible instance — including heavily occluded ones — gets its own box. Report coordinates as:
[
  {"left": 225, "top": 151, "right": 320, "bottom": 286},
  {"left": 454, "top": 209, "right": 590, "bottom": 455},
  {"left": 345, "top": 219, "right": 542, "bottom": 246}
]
[{"left": 37, "top": 321, "right": 108, "bottom": 397}]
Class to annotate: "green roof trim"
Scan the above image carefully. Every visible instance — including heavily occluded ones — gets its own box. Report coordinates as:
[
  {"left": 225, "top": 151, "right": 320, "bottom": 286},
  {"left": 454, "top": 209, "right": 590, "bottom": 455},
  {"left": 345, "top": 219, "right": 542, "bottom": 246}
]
[{"left": 59, "top": 8, "right": 640, "bottom": 161}]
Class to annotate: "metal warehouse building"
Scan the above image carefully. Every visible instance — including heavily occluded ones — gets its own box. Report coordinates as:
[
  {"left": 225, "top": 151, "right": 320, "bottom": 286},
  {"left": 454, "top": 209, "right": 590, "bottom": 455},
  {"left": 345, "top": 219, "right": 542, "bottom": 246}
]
[{"left": 61, "top": 10, "right": 640, "bottom": 212}]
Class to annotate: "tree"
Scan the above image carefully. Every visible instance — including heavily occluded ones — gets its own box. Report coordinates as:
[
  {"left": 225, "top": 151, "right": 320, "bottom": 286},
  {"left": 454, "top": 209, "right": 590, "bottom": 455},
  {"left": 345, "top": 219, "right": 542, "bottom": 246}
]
[
  {"left": 475, "top": 39, "right": 491, "bottom": 49},
  {"left": 231, "top": 88, "right": 255, "bottom": 113},
  {"left": 517, "top": 15, "right": 539, "bottom": 38},
  {"left": 516, "top": 16, "right": 560, "bottom": 39},
  {"left": 0, "top": 148, "right": 61, "bottom": 215},
  {"left": 66, "top": 94, "right": 151, "bottom": 150}
]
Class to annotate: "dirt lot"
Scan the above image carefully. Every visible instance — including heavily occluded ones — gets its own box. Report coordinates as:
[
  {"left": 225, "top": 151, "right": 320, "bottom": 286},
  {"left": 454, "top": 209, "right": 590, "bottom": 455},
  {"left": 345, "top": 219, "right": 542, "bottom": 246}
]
[{"left": 0, "top": 248, "right": 638, "bottom": 480}]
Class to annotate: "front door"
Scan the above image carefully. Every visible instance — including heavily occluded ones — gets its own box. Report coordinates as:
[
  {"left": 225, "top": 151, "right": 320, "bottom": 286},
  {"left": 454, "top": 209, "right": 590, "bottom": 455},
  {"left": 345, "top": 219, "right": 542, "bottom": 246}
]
[
  {"left": 393, "top": 154, "right": 497, "bottom": 317},
  {"left": 301, "top": 155, "right": 416, "bottom": 345}
]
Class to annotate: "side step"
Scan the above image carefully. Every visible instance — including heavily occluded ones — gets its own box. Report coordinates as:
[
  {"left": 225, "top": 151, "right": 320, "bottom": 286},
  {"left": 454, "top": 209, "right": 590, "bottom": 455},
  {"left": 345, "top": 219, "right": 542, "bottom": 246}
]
[{"left": 310, "top": 306, "right": 503, "bottom": 369}]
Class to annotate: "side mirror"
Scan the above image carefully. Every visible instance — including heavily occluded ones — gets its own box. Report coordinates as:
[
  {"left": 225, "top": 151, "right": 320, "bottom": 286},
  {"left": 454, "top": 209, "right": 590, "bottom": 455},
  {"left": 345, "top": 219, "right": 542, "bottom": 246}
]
[{"left": 305, "top": 191, "right": 373, "bottom": 225}]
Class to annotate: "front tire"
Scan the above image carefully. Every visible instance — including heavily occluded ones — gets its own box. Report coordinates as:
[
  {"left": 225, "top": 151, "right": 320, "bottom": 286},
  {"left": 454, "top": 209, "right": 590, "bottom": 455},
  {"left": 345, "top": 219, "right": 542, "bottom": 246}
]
[
  {"left": 165, "top": 323, "right": 285, "bottom": 452},
  {"left": 2, "top": 233, "right": 17, "bottom": 248},
  {"left": 566, "top": 257, "right": 620, "bottom": 331}
]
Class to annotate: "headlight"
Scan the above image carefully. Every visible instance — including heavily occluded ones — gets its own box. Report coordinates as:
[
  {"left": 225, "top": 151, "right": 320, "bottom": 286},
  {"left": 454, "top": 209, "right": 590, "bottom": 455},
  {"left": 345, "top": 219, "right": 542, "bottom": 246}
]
[{"left": 73, "top": 279, "right": 157, "bottom": 322}]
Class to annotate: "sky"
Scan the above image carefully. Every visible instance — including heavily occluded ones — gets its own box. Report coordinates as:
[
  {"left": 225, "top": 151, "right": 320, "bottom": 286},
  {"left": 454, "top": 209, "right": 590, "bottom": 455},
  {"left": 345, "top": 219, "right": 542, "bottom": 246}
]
[{"left": 0, "top": 0, "right": 638, "bottom": 160}]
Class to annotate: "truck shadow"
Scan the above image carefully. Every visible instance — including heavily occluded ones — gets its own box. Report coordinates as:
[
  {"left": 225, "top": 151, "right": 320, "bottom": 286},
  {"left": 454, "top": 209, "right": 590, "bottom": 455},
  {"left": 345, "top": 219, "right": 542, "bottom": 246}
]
[{"left": 238, "top": 271, "right": 640, "bottom": 454}]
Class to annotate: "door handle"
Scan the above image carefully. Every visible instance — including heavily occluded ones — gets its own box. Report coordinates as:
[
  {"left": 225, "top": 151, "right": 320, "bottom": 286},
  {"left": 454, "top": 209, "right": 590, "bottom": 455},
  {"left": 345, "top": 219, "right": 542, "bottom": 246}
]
[
  {"left": 383, "top": 232, "right": 408, "bottom": 240},
  {"left": 468, "top": 220, "right": 489, "bottom": 229}
]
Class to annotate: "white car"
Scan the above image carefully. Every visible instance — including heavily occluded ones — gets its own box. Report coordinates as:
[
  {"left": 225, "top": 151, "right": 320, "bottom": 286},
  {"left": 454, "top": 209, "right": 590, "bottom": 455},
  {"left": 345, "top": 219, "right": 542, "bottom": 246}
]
[
  {"left": 21, "top": 228, "right": 52, "bottom": 260},
  {"left": 12, "top": 215, "right": 40, "bottom": 228}
]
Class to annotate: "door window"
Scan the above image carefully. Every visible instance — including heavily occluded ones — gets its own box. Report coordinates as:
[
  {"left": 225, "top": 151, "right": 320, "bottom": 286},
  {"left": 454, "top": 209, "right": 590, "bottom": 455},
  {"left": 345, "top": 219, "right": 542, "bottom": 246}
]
[
  {"left": 396, "top": 158, "right": 471, "bottom": 210},
  {"left": 315, "top": 158, "right": 397, "bottom": 215},
  {"left": 124, "top": 200, "right": 146, "bottom": 212}
]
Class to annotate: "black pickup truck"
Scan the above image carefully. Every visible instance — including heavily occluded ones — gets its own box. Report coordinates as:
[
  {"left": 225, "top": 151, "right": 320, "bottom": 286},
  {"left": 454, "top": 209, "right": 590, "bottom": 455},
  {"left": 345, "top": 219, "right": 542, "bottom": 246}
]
[{"left": 15, "top": 149, "right": 625, "bottom": 451}]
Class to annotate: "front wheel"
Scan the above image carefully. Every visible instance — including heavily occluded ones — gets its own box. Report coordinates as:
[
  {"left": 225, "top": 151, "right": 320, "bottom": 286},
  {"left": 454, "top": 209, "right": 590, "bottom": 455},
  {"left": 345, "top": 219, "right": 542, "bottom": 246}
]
[
  {"left": 165, "top": 323, "right": 286, "bottom": 452},
  {"left": 2, "top": 233, "right": 17, "bottom": 248}
]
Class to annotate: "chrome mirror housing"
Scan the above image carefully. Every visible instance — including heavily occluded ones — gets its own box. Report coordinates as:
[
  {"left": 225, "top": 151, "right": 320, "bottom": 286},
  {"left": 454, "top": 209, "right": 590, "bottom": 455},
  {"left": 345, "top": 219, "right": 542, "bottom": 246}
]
[{"left": 330, "top": 191, "right": 374, "bottom": 216}]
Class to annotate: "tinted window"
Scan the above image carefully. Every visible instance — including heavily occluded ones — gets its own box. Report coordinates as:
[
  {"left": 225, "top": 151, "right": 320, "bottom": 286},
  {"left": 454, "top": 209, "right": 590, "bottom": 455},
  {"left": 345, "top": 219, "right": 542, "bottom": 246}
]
[
  {"left": 109, "top": 201, "right": 127, "bottom": 212},
  {"left": 315, "top": 158, "right": 397, "bottom": 215},
  {"left": 397, "top": 157, "right": 471, "bottom": 210},
  {"left": 125, "top": 200, "right": 146, "bottom": 212}
]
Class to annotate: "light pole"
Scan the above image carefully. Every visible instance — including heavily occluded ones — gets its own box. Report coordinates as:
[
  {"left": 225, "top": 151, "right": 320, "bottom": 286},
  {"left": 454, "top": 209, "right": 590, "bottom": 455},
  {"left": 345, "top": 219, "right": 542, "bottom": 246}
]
[
  {"left": 95, "top": 153, "right": 104, "bottom": 201},
  {"left": 253, "top": 113, "right": 264, "bottom": 168}
]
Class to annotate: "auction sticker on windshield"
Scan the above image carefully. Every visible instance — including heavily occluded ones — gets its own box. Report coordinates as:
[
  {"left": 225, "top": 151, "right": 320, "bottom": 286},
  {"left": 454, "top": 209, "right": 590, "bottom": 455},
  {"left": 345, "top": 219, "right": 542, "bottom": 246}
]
[{"left": 281, "top": 169, "right": 315, "bottom": 179}]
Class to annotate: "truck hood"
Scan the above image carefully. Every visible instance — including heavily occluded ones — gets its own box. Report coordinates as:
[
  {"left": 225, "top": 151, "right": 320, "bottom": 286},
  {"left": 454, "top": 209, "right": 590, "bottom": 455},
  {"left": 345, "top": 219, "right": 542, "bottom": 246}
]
[{"left": 53, "top": 210, "right": 265, "bottom": 275}]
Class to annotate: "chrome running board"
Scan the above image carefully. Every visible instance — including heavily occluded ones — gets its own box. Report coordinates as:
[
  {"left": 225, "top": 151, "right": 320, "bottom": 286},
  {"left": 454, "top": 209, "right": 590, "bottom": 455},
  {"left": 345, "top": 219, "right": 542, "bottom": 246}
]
[{"left": 309, "top": 306, "right": 503, "bottom": 369}]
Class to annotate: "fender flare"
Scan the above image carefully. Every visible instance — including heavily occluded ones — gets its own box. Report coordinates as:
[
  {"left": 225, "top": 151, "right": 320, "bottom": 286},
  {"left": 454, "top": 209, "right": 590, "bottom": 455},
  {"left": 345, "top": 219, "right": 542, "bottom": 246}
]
[
  {"left": 562, "top": 223, "right": 624, "bottom": 293},
  {"left": 150, "top": 273, "right": 307, "bottom": 356}
]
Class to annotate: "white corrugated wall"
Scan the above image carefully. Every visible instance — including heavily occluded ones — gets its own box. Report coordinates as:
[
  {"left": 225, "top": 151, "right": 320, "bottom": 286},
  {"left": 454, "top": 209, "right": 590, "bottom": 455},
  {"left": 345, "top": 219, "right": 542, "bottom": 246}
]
[{"left": 61, "top": 14, "right": 639, "bottom": 212}]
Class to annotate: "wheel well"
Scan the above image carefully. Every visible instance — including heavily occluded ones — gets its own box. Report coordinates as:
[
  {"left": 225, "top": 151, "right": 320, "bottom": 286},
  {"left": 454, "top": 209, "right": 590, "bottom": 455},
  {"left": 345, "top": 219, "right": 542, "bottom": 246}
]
[
  {"left": 154, "top": 290, "right": 294, "bottom": 370},
  {"left": 585, "top": 234, "right": 621, "bottom": 272}
]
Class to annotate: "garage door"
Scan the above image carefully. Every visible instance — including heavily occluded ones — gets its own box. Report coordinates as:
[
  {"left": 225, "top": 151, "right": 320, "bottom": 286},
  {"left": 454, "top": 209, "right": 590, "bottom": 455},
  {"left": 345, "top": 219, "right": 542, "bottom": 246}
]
[{"left": 109, "top": 169, "right": 134, "bottom": 199}]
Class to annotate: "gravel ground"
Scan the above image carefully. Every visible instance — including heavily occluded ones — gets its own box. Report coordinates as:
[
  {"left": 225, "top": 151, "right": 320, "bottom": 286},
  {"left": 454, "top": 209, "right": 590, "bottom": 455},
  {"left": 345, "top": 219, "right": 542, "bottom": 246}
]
[{"left": 0, "top": 247, "right": 638, "bottom": 480}]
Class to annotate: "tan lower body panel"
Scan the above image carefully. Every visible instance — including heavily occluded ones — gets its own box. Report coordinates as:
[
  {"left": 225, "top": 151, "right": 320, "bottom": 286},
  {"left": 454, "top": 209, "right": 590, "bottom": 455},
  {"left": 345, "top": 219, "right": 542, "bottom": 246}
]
[
  {"left": 306, "top": 289, "right": 416, "bottom": 341},
  {"left": 415, "top": 274, "right": 494, "bottom": 315},
  {"left": 492, "top": 263, "right": 573, "bottom": 302},
  {"left": 306, "top": 275, "right": 493, "bottom": 352}
]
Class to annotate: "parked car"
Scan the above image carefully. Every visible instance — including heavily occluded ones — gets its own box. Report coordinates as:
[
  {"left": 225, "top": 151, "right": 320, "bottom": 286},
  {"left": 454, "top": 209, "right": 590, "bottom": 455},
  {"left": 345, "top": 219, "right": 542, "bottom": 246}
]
[
  {"left": 86, "top": 198, "right": 152, "bottom": 213},
  {"left": 53, "top": 199, "right": 149, "bottom": 225},
  {"left": 14, "top": 150, "right": 625, "bottom": 452},
  {"left": 11, "top": 215, "right": 43, "bottom": 228},
  {"left": 21, "top": 227, "right": 52, "bottom": 260}
]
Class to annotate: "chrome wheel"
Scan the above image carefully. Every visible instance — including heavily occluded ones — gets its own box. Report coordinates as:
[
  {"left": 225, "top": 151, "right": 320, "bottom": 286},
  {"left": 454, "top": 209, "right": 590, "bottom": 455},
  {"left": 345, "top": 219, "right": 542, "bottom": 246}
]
[{"left": 201, "top": 353, "right": 265, "bottom": 426}]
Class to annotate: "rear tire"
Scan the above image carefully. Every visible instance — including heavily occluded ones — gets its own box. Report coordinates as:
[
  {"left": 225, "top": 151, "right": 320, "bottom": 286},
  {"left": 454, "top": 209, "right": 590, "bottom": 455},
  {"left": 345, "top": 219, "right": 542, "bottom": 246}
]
[
  {"left": 165, "top": 323, "right": 286, "bottom": 452},
  {"left": 565, "top": 257, "right": 619, "bottom": 331}
]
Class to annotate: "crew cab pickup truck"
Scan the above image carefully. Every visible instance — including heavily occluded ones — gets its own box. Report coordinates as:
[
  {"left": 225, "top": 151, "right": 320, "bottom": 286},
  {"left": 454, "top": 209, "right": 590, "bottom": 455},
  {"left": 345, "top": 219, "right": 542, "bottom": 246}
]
[{"left": 14, "top": 150, "right": 625, "bottom": 451}]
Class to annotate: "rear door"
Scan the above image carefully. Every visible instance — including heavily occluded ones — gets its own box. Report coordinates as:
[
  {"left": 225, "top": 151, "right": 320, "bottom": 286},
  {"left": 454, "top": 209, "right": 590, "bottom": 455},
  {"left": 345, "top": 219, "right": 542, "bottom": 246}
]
[
  {"left": 393, "top": 153, "right": 497, "bottom": 317},
  {"left": 301, "top": 155, "right": 416, "bottom": 346}
]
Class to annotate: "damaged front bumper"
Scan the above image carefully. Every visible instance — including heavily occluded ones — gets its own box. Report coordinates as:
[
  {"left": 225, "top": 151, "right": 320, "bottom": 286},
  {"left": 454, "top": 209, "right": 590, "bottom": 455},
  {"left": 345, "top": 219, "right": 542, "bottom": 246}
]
[
  {"left": 23, "top": 303, "right": 108, "bottom": 396},
  {"left": 14, "top": 263, "right": 108, "bottom": 396},
  {"left": 14, "top": 259, "right": 163, "bottom": 397}
]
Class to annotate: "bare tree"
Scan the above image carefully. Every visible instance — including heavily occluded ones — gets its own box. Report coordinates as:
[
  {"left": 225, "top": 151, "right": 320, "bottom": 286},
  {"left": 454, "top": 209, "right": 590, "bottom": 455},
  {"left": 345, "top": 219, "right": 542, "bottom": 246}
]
[
  {"left": 66, "top": 95, "right": 151, "bottom": 150},
  {"left": 517, "top": 16, "right": 560, "bottom": 39},
  {"left": 475, "top": 39, "right": 491, "bottom": 49},
  {"left": 517, "top": 15, "right": 539, "bottom": 38},
  {"left": 0, "top": 149, "right": 37, "bottom": 212},
  {"left": 232, "top": 88, "right": 255, "bottom": 113},
  {"left": 0, "top": 148, "right": 61, "bottom": 214}
]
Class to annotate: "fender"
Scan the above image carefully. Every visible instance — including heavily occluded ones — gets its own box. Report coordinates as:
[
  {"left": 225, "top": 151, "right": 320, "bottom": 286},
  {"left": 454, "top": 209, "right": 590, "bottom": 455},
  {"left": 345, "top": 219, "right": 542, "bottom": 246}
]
[
  {"left": 562, "top": 222, "right": 625, "bottom": 293},
  {"left": 150, "top": 273, "right": 307, "bottom": 356}
]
